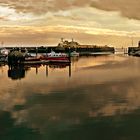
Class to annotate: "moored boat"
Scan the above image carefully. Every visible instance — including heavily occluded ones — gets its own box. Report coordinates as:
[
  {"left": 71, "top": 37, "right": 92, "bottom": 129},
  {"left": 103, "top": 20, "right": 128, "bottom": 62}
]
[
  {"left": 0, "top": 48, "right": 9, "bottom": 56},
  {"left": 70, "top": 51, "right": 79, "bottom": 57},
  {"left": 0, "top": 55, "right": 7, "bottom": 62},
  {"left": 0, "top": 48, "right": 9, "bottom": 62},
  {"left": 25, "top": 56, "right": 41, "bottom": 62},
  {"left": 41, "top": 50, "right": 70, "bottom": 63}
]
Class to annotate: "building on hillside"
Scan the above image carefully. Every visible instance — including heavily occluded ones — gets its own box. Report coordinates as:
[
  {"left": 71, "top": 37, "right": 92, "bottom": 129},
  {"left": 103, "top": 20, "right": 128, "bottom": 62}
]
[
  {"left": 58, "top": 38, "right": 79, "bottom": 48},
  {"left": 57, "top": 38, "right": 111, "bottom": 48}
]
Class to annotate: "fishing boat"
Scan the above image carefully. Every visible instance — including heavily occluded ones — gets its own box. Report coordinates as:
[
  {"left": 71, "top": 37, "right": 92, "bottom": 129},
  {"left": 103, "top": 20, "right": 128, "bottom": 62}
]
[
  {"left": 24, "top": 56, "right": 41, "bottom": 63},
  {"left": 42, "top": 50, "right": 70, "bottom": 63},
  {"left": 23, "top": 53, "right": 43, "bottom": 64}
]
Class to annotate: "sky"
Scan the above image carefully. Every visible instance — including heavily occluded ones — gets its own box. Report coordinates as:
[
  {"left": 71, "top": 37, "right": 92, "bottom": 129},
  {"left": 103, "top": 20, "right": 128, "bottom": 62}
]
[{"left": 0, "top": 0, "right": 140, "bottom": 47}]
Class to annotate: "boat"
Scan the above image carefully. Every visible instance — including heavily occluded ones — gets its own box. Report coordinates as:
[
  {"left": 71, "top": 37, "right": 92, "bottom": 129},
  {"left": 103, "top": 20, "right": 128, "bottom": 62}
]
[
  {"left": 42, "top": 50, "right": 70, "bottom": 63},
  {"left": 0, "top": 55, "right": 7, "bottom": 62},
  {"left": 22, "top": 53, "right": 46, "bottom": 64},
  {"left": 0, "top": 48, "right": 9, "bottom": 62},
  {"left": 0, "top": 48, "right": 9, "bottom": 56},
  {"left": 70, "top": 51, "right": 79, "bottom": 57},
  {"left": 132, "top": 50, "right": 140, "bottom": 56},
  {"left": 24, "top": 57, "right": 41, "bottom": 63}
]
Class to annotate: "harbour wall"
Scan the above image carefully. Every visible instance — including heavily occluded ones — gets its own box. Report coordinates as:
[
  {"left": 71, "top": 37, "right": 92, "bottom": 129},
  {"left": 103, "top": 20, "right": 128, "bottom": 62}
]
[{"left": 5, "top": 46, "right": 115, "bottom": 55}]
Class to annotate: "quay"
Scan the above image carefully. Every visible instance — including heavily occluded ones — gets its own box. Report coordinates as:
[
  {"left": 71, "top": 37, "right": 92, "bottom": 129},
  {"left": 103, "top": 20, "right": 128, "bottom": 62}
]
[
  {"left": 0, "top": 39, "right": 115, "bottom": 65},
  {"left": 4, "top": 38, "right": 115, "bottom": 55},
  {"left": 4, "top": 46, "right": 114, "bottom": 56}
]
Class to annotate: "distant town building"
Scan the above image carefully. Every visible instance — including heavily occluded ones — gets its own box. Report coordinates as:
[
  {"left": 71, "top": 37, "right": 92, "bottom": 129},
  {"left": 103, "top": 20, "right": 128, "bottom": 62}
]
[
  {"left": 58, "top": 38, "right": 79, "bottom": 48},
  {"left": 57, "top": 38, "right": 110, "bottom": 48}
]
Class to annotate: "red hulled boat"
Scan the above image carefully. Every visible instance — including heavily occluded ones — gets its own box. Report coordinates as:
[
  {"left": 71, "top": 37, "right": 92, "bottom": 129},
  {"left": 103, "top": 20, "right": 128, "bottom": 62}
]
[{"left": 41, "top": 51, "right": 70, "bottom": 63}]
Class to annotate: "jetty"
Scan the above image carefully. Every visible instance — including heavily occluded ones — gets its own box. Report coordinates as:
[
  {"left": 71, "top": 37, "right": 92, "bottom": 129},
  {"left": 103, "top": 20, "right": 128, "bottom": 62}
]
[{"left": 4, "top": 39, "right": 114, "bottom": 55}]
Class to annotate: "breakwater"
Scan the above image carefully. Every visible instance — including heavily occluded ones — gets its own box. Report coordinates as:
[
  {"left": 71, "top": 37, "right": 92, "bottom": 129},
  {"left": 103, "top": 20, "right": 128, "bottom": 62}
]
[{"left": 5, "top": 46, "right": 115, "bottom": 55}]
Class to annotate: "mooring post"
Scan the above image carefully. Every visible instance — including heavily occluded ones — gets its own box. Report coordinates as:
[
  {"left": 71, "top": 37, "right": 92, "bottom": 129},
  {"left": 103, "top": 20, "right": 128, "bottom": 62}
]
[
  {"left": 46, "top": 65, "right": 48, "bottom": 77},
  {"left": 68, "top": 47, "right": 71, "bottom": 62},
  {"left": 69, "top": 63, "right": 71, "bottom": 77}
]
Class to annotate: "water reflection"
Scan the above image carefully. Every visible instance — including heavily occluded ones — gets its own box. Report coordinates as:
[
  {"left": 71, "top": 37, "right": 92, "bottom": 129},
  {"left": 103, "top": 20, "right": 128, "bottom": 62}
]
[
  {"left": 8, "top": 66, "right": 26, "bottom": 80},
  {"left": 1, "top": 55, "right": 140, "bottom": 139},
  {"left": 7, "top": 63, "right": 71, "bottom": 80}
]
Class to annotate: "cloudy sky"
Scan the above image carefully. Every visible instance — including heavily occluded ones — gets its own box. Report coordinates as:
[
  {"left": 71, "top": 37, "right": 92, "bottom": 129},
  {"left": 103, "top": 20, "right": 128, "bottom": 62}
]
[{"left": 0, "top": 0, "right": 140, "bottom": 47}]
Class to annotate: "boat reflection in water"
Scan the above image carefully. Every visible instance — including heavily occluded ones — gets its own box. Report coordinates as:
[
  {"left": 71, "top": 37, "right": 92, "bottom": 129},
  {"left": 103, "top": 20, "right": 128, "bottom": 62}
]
[
  {"left": 7, "top": 62, "right": 71, "bottom": 80},
  {"left": 8, "top": 66, "right": 25, "bottom": 80},
  {"left": 47, "top": 63, "right": 71, "bottom": 77}
]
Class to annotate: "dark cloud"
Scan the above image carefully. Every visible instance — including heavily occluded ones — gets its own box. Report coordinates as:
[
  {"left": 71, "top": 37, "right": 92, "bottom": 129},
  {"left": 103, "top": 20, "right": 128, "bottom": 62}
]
[
  {"left": 91, "top": 0, "right": 140, "bottom": 20},
  {"left": 0, "top": 0, "right": 140, "bottom": 20},
  {"left": 0, "top": 0, "right": 93, "bottom": 15}
]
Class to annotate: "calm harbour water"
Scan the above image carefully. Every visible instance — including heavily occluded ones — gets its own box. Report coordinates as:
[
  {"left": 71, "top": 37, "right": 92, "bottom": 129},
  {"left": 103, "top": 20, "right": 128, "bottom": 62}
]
[{"left": 0, "top": 54, "right": 140, "bottom": 140}]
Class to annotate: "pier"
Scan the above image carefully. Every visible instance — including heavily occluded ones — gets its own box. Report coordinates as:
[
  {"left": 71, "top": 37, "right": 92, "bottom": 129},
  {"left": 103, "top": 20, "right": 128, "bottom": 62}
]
[
  {"left": 4, "top": 46, "right": 115, "bottom": 55},
  {"left": 1, "top": 39, "right": 115, "bottom": 65}
]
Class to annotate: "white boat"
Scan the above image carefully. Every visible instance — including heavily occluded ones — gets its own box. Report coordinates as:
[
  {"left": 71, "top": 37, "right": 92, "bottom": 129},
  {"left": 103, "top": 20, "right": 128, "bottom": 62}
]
[
  {"left": 0, "top": 48, "right": 9, "bottom": 56},
  {"left": 42, "top": 50, "right": 70, "bottom": 63},
  {"left": 0, "top": 48, "right": 9, "bottom": 62},
  {"left": 70, "top": 51, "right": 79, "bottom": 57},
  {"left": 47, "top": 50, "right": 68, "bottom": 57}
]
